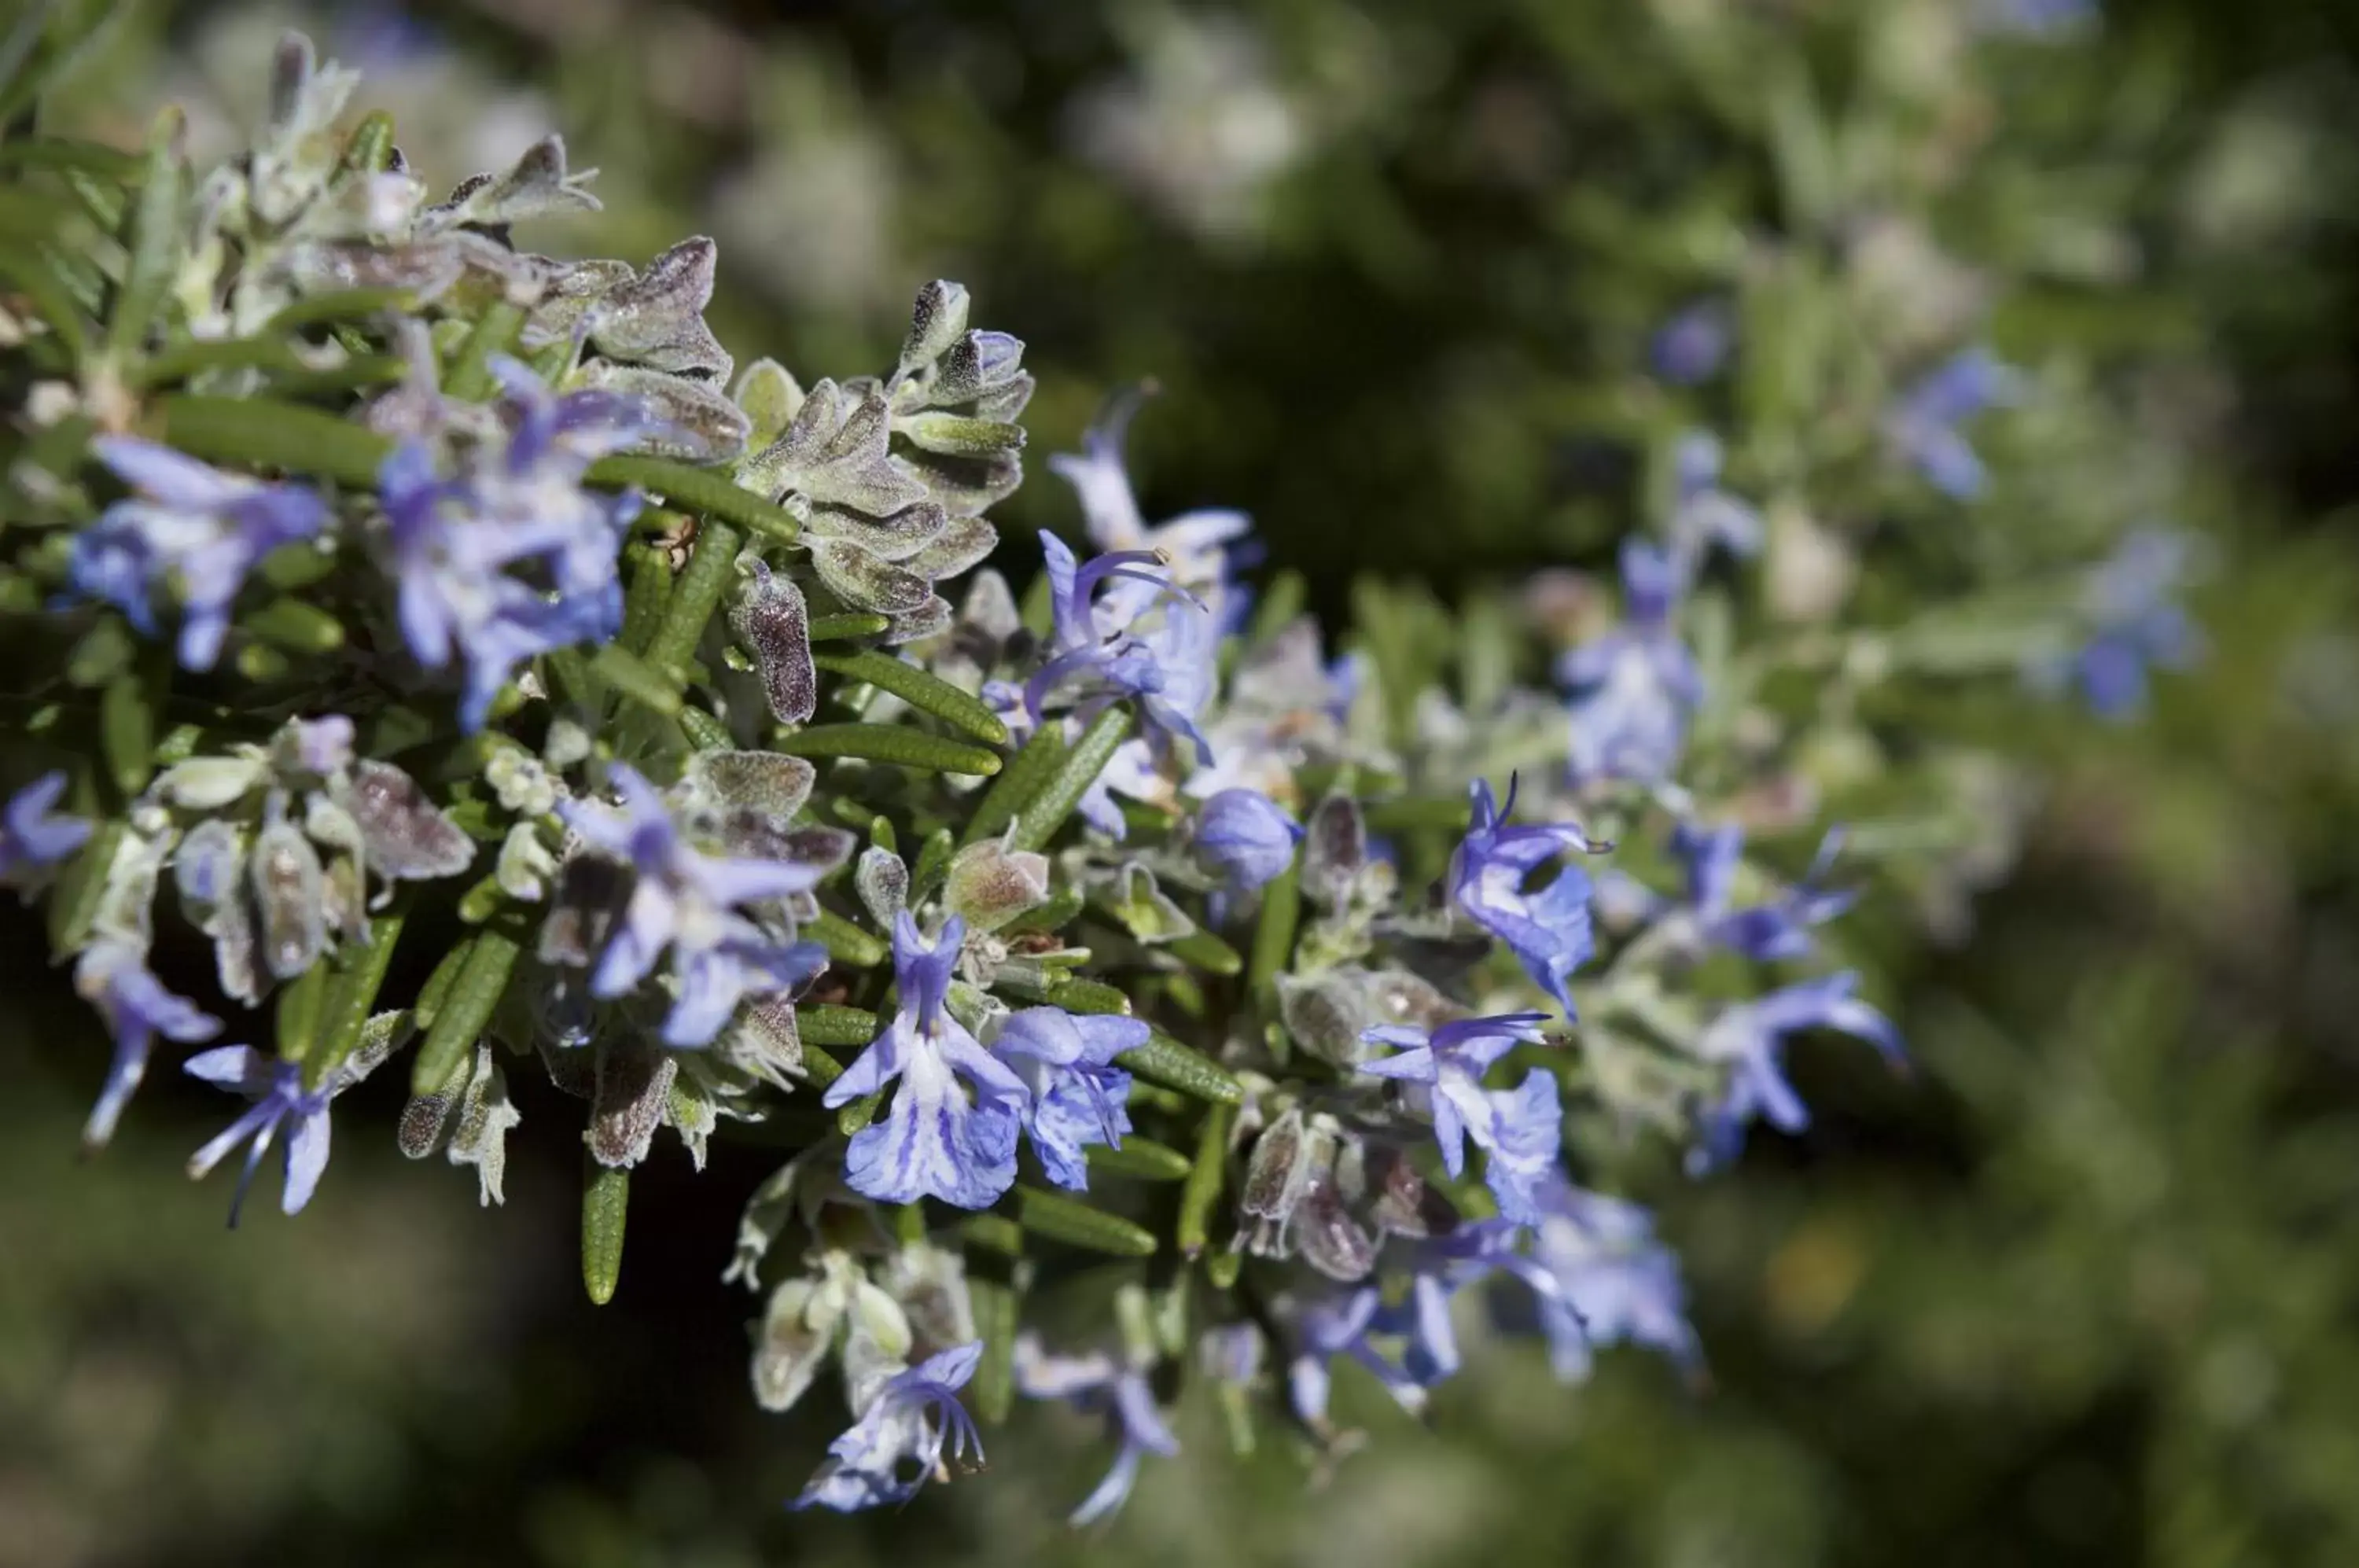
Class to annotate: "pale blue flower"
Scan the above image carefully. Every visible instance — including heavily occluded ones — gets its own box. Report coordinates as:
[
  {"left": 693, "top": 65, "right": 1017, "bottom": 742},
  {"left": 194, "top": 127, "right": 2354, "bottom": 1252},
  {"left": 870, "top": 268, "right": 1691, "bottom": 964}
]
[
  {"left": 1192, "top": 787, "right": 1302, "bottom": 893},
  {"left": 183, "top": 1045, "right": 340, "bottom": 1225},
  {"left": 989, "top": 1006, "right": 1146, "bottom": 1191},
  {"left": 1606, "top": 821, "right": 1855, "bottom": 962},
  {"left": 1651, "top": 299, "right": 1732, "bottom": 386},
  {"left": 793, "top": 1342, "right": 985, "bottom": 1512},
  {"left": 1523, "top": 1180, "right": 1699, "bottom": 1382},
  {"left": 1690, "top": 971, "right": 1905, "bottom": 1172},
  {"left": 2050, "top": 526, "right": 2202, "bottom": 718},
  {"left": 1051, "top": 385, "right": 1253, "bottom": 631},
  {"left": 826, "top": 915, "right": 1029, "bottom": 1208},
  {"left": 558, "top": 764, "right": 827, "bottom": 1046},
  {"left": 1887, "top": 347, "right": 2020, "bottom": 500},
  {"left": 1023, "top": 531, "right": 1213, "bottom": 762},
  {"left": 1560, "top": 541, "right": 1703, "bottom": 784},
  {"left": 1360, "top": 1012, "right": 1562, "bottom": 1223},
  {"left": 0, "top": 772, "right": 90, "bottom": 893},
  {"left": 378, "top": 359, "right": 651, "bottom": 730},
  {"left": 74, "top": 437, "right": 330, "bottom": 670},
  {"left": 1015, "top": 1338, "right": 1181, "bottom": 1525},
  {"left": 1669, "top": 432, "right": 1764, "bottom": 565},
  {"left": 74, "top": 938, "right": 221, "bottom": 1148},
  {"left": 1449, "top": 777, "right": 1606, "bottom": 1014},
  {"left": 1286, "top": 1286, "right": 1423, "bottom": 1426}
]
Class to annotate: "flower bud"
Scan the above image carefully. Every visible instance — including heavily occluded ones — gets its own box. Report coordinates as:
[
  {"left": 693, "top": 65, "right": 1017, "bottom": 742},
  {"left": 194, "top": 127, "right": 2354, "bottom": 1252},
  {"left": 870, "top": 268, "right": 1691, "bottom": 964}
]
[
  {"left": 942, "top": 838, "right": 1051, "bottom": 933},
  {"left": 1192, "top": 788, "right": 1303, "bottom": 893}
]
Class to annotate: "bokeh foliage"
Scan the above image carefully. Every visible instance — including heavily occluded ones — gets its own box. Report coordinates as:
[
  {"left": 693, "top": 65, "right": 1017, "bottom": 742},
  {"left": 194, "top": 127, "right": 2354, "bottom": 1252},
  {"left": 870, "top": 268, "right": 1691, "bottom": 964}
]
[{"left": 6, "top": 1, "right": 2359, "bottom": 1565}]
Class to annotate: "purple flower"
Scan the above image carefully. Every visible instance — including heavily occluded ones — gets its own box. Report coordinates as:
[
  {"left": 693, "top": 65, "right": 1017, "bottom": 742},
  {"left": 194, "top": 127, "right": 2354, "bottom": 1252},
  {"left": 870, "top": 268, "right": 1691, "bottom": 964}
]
[
  {"left": 1286, "top": 1286, "right": 1424, "bottom": 1426},
  {"left": 1690, "top": 971, "right": 1904, "bottom": 1173},
  {"left": 1560, "top": 541, "right": 1704, "bottom": 784},
  {"left": 990, "top": 1007, "right": 1148, "bottom": 1191},
  {"left": 1015, "top": 1339, "right": 1182, "bottom": 1524},
  {"left": 74, "top": 938, "right": 221, "bottom": 1148},
  {"left": 1669, "top": 432, "right": 1764, "bottom": 565},
  {"left": 74, "top": 437, "right": 330, "bottom": 670},
  {"left": 378, "top": 359, "right": 650, "bottom": 730},
  {"left": 1523, "top": 1180, "right": 1699, "bottom": 1382},
  {"left": 1651, "top": 299, "right": 1733, "bottom": 385},
  {"left": 826, "top": 915, "right": 1029, "bottom": 1208},
  {"left": 558, "top": 764, "right": 827, "bottom": 1046},
  {"left": 793, "top": 1342, "right": 985, "bottom": 1511},
  {"left": 1664, "top": 822, "right": 1855, "bottom": 962},
  {"left": 2055, "top": 526, "right": 2202, "bottom": 719},
  {"left": 1887, "top": 347, "right": 2020, "bottom": 500},
  {"left": 182, "top": 1046, "right": 341, "bottom": 1224},
  {"left": 0, "top": 772, "right": 90, "bottom": 893},
  {"left": 1360, "top": 1012, "right": 1562, "bottom": 1222},
  {"left": 1192, "top": 788, "right": 1303, "bottom": 893},
  {"left": 1023, "top": 532, "right": 1214, "bottom": 763},
  {"left": 1449, "top": 777, "right": 1606, "bottom": 1015},
  {"left": 1051, "top": 386, "right": 1253, "bottom": 631}
]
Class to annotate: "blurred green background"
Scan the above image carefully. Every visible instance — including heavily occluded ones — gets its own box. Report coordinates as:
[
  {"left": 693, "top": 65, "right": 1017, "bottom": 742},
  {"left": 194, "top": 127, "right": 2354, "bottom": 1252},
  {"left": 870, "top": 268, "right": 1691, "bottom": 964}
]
[{"left": 9, "top": 2, "right": 2359, "bottom": 1564}]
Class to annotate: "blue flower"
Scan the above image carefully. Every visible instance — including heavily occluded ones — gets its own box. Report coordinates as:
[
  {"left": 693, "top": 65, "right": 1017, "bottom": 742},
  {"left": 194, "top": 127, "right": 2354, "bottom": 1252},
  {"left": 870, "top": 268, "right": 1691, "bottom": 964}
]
[
  {"left": 1650, "top": 299, "right": 1733, "bottom": 386},
  {"left": 793, "top": 1342, "right": 985, "bottom": 1511},
  {"left": 1448, "top": 777, "right": 1607, "bottom": 1014},
  {"left": 1658, "top": 821, "right": 1854, "bottom": 962},
  {"left": 379, "top": 359, "right": 651, "bottom": 730},
  {"left": 1014, "top": 1338, "right": 1182, "bottom": 1525},
  {"left": 990, "top": 1006, "right": 1147, "bottom": 1191},
  {"left": 1360, "top": 1012, "right": 1562, "bottom": 1222},
  {"left": 1286, "top": 1286, "right": 1424, "bottom": 1428},
  {"left": 1523, "top": 1180, "right": 1700, "bottom": 1382},
  {"left": 1369, "top": 1219, "right": 1555, "bottom": 1396},
  {"left": 0, "top": 772, "right": 90, "bottom": 893},
  {"left": 74, "top": 938, "right": 221, "bottom": 1149},
  {"left": 1887, "top": 347, "right": 2019, "bottom": 500},
  {"left": 1559, "top": 541, "right": 1704, "bottom": 784},
  {"left": 1192, "top": 787, "right": 1303, "bottom": 893},
  {"left": 1023, "top": 531, "right": 1213, "bottom": 762},
  {"left": 558, "top": 764, "right": 828, "bottom": 1047},
  {"left": 1051, "top": 386, "right": 1254, "bottom": 631},
  {"left": 1975, "top": 0, "right": 2098, "bottom": 37},
  {"left": 2056, "top": 526, "right": 2202, "bottom": 718},
  {"left": 1669, "top": 432, "right": 1764, "bottom": 565},
  {"left": 826, "top": 915, "right": 1029, "bottom": 1208},
  {"left": 74, "top": 437, "right": 330, "bottom": 670},
  {"left": 182, "top": 1045, "right": 344, "bottom": 1224},
  {"left": 1690, "top": 971, "right": 1904, "bottom": 1173}
]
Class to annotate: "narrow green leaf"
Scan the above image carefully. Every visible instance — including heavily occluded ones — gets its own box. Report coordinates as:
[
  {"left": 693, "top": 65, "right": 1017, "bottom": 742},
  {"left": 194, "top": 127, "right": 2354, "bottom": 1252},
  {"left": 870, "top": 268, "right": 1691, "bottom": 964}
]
[
  {"left": 962, "top": 1213, "right": 1025, "bottom": 1257},
  {"left": 338, "top": 109, "right": 397, "bottom": 175},
  {"left": 0, "top": 246, "right": 90, "bottom": 363},
  {"left": 134, "top": 334, "right": 405, "bottom": 390},
  {"left": 98, "top": 657, "right": 156, "bottom": 797},
  {"left": 1003, "top": 882, "right": 1084, "bottom": 934},
  {"left": 794, "top": 1004, "right": 879, "bottom": 1048},
  {"left": 808, "top": 611, "right": 891, "bottom": 642},
  {"left": 774, "top": 723, "right": 1001, "bottom": 777},
  {"left": 409, "top": 928, "right": 520, "bottom": 1094},
  {"left": 1177, "top": 1102, "right": 1235, "bottom": 1258},
  {"left": 443, "top": 300, "right": 525, "bottom": 401},
  {"left": 107, "top": 105, "right": 182, "bottom": 363},
  {"left": 1205, "top": 1248, "right": 1242, "bottom": 1290},
  {"left": 159, "top": 395, "right": 394, "bottom": 488},
  {"left": 273, "top": 959, "right": 332, "bottom": 1065},
  {"left": 1246, "top": 567, "right": 1306, "bottom": 647},
  {"left": 1012, "top": 1186, "right": 1157, "bottom": 1257},
  {"left": 590, "top": 643, "right": 683, "bottom": 718},
  {"left": 1043, "top": 977, "right": 1132, "bottom": 1015},
  {"left": 411, "top": 938, "right": 474, "bottom": 1033},
  {"left": 797, "top": 1043, "right": 844, "bottom": 1091},
  {"left": 1166, "top": 928, "right": 1244, "bottom": 977},
  {"left": 643, "top": 520, "right": 741, "bottom": 681},
  {"left": 959, "top": 722, "right": 1065, "bottom": 846},
  {"left": 807, "top": 907, "right": 886, "bottom": 967},
  {"left": 617, "top": 539, "right": 673, "bottom": 657},
  {"left": 307, "top": 907, "right": 405, "bottom": 1089},
  {"left": 1247, "top": 851, "right": 1301, "bottom": 1007},
  {"left": 677, "top": 705, "right": 733, "bottom": 751},
  {"left": 811, "top": 649, "right": 1009, "bottom": 745},
  {"left": 243, "top": 596, "right": 345, "bottom": 655},
  {"left": 46, "top": 814, "right": 120, "bottom": 957},
  {"left": 0, "top": 136, "right": 144, "bottom": 183},
  {"left": 583, "top": 1162, "right": 629, "bottom": 1305},
  {"left": 267, "top": 285, "right": 414, "bottom": 333},
  {"left": 1116, "top": 1032, "right": 1244, "bottom": 1106},
  {"left": 1360, "top": 797, "right": 1472, "bottom": 834},
  {"left": 586, "top": 455, "right": 801, "bottom": 546},
  {"left": 65, "top": 614, "right": 133, "bottom": 687},
  {"left": 835, "top": 1090, "right": 885, "bottom": 1137},
  {"left": 1085, "top": 1136, "right": 1193, "bottom": 1182},
  {"left": 455, "top": 872, "right": 506, "bottom": 924},
  {"left": 1012, "top": 708, "right": 1132, "bottom": 852},
  {"left": 907, "top": 827, "right": 953, "bottom": 904},
  {"left": 969, "top": 1276, "right": 1019, "bottom": 1425}
]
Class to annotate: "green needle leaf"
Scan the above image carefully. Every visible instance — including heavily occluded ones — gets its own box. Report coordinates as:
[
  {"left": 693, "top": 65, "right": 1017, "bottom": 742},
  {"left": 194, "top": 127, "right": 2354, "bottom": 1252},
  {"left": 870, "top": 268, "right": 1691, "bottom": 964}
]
[
  {"left": 968, "top": 1276, "right": 1020, "bottom": 1425},
  {"left": 1085, "top": 1136, "right": 1194, "bottom": 1182},
  {"left": 1166, "top": 927, "right": 1244, "bottom": 977},
  {"left": 811, "top": 649, "right": 1010, "bottom": 745},
  {"left": 586, "top": 455, "right": 801, "bottom": 546},
  {"left": 159, "top": 395, "right": 394, "bottom": 488},
  {"left": 307, "top": 906, "right": 405, "bottom": 1090},
  {"left": 273, "top": 959, "right": 332, "bottom": 1065},
  {"left": 807, "top": 907, "right": 886, "bottom": 967},
  {"left": 1012, "top": 1186, "right": 1157, "bottom": 1257},
  {"left": 1247, "top": 849, "right": 1302, "bottom": 1007},
  {"left": 642, "top": 521, "right": 740, "bottom": 682},
  {"left": 793, "top": 1004, "right": 879, "bottom": 1048},
  {"left": 1115, "top": 1032, "right": 1244, "bottom": 1106},
  {"left": 1011, "top": 708, "right": 1132, "bottom": 852},
  {"left": 107, "top": 105, "right": 182, "bottom": 363},
  {"left": 808, "top": 612, "right": 892, "bottom": 642},
  {"left": 773, "top": 723, "right": 1002, "bottom": 777},
  {"left": 410, "top": 928, "right": 520, "bottom": 1095},
  {"left": 1176, "top": 1102, "right": 1234, "bottom": 1258},
  {"left": 959, "top": 722, "right": 1065, "bottom": 846},
  {"left": 582, "top": 1162, "right": 629, "bottom": 1305},
  {"left": 590, "top": 643, "right": 683, "bottom": 718},
  {"left": 443, "top": 300, "right": 524, "bottom": 401}
]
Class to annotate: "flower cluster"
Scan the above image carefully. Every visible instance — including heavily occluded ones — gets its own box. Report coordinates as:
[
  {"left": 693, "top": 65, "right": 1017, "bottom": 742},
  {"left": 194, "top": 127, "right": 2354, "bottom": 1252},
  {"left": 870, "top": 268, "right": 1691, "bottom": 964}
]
[{"left": 0, "top": 23, "right": 2197, "bottom": 1531}]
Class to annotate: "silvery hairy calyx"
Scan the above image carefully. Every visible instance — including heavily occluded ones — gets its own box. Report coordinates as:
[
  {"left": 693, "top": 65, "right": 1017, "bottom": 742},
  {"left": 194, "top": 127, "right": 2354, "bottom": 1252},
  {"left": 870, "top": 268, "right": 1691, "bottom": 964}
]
[{"left": 0, "top": 25, "right": 2189, "bottom": 1522}]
